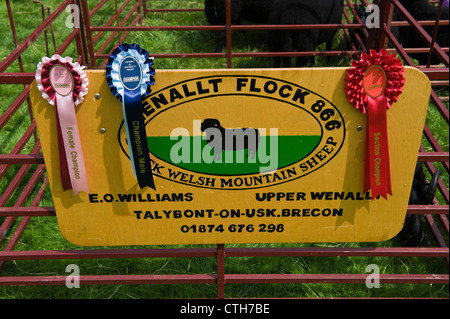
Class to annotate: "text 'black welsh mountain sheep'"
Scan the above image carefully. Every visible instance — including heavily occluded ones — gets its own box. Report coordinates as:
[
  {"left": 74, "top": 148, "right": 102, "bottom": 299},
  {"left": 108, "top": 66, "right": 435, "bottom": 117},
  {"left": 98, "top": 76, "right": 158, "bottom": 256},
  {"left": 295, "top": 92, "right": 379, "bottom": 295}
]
[
  {"left": 267, "top": 0, "right": 344, "bottom": 67},
  {"left": 200, "top": 118, "right": 260, "bottom": 161}
]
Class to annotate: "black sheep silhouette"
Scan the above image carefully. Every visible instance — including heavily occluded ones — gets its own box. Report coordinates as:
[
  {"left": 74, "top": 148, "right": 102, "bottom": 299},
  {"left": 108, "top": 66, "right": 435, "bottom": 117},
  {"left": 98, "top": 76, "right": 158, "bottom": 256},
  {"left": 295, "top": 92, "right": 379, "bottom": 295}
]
[{"left": 200, "top": 118, "right": 260, "bottom": 161}]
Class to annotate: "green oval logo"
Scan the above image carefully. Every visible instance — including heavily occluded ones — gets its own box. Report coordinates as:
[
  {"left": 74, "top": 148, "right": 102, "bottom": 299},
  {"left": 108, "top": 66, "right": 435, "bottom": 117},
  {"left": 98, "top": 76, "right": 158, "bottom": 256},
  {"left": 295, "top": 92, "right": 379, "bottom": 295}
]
[{"left": 119, "top": 75, "right": 345, "bottom": 189}]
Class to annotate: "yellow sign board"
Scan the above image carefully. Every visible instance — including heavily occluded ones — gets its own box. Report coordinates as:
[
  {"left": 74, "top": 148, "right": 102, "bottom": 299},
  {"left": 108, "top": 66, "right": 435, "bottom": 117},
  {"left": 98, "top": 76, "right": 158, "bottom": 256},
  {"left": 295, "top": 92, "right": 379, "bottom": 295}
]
[{"left": 30, "top": 67, "right": 430, "bottom": 246}]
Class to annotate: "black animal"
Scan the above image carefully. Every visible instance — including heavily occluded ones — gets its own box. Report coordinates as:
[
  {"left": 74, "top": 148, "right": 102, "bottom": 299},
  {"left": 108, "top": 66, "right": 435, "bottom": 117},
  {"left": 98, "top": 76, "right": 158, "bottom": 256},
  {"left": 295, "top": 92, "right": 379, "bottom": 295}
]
[
  {"left": 200, "top": 118, "right": 260, "bottom": 161},
  {"left": 204, "top": 0, "right": 273, "bottom": 52},
  {"left": 396, "top": 162, "right": 441, "bottom": 246},
  {"left": 397, "top": 0, "right": 449, "bottom": 65},
  {"left": 267, "top": 0, "right": 344, "bottom": 68}
]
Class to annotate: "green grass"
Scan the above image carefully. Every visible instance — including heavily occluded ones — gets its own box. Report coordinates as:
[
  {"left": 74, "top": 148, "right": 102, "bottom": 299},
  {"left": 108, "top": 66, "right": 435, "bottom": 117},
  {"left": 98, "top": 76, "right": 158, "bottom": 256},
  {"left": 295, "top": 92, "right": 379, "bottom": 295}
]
[{"left": 0, "top": 0, "right": 448, "bottom": 299}]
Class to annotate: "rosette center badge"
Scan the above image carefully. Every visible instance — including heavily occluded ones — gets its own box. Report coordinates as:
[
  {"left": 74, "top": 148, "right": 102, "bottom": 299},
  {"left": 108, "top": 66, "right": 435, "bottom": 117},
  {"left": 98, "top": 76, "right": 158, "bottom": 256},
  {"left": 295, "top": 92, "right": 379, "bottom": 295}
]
[{"left": 120, "top": 56, "right": 143, "bottom": 90}]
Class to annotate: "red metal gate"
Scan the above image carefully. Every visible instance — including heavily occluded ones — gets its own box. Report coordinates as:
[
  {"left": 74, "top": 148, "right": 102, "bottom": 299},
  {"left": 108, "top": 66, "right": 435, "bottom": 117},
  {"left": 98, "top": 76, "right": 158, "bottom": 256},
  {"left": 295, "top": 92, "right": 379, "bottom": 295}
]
[{"left": 0, "top": 0, "right": 448, "bottom": 299}]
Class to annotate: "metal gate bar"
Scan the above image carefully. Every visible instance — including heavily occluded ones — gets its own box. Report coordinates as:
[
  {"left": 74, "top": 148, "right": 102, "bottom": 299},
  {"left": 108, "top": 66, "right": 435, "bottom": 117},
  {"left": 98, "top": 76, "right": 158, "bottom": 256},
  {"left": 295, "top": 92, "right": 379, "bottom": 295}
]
[
  {"left": 0, "top": 273, "right": 448, "bottom": 286},
  {"left": 0, "top": 246, "right": 448, "bottom": 260},
  {"left": 82, "top": 0, "right": 143, "bottom": 68}
]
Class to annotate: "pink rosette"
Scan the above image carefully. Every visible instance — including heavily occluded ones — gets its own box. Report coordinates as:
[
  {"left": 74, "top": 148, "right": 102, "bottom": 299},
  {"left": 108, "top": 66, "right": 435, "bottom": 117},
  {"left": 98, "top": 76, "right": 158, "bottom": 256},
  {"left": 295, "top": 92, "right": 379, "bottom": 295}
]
[
  {"left": 36, "top": 55, "right": 88, "bottom": 106},
  {"left": 345, "top": 49, "right": 405, "bottom": 200},
  {"left": 35, "top": 55, "right": 89, "bottom": 195}
]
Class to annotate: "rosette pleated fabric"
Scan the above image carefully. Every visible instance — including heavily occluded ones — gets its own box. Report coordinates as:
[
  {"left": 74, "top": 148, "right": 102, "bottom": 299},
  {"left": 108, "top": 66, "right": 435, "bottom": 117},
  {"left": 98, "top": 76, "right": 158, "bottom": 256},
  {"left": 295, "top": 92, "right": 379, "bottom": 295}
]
[
  {"left": 106, "top": 43, "right": 156, "bottom": 190},
  {"left": 35, "top": 55, "right": 90, "bottom": 195},
  {"left": 345, "top": 49, "right": 405, "bottom": 200}
]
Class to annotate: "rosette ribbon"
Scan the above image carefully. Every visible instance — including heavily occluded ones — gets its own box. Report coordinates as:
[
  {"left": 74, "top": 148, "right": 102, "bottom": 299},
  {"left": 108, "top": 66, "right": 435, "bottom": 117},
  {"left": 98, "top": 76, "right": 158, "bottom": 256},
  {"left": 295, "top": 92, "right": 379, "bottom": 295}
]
[
  {"left": 345, "top": 49, "right": 405, "bottom": 200},
  {"left": 35, "top": 55, "right": 89, "bottom": 195},
  {"left": 106, "top": 44, "right": 156, "bottom": 190}
]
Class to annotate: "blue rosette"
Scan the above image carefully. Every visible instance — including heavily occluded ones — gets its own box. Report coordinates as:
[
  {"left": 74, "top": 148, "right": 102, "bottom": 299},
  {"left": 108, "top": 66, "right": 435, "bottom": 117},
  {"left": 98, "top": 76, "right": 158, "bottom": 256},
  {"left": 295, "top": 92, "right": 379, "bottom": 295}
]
[{"left": 106, "top": 43, "right": 155, "bottom": 190}]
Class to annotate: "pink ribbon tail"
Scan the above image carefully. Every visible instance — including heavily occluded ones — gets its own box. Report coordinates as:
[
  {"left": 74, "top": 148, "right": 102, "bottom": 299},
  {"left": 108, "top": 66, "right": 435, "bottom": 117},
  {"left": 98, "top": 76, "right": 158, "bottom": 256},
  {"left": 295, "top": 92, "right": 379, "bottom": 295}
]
[
  {"left": 56, "top": 94, "right": 89, "bottom": 195},
  {"left": 55, "top": 105, "right": 71, "bottom": 191}
]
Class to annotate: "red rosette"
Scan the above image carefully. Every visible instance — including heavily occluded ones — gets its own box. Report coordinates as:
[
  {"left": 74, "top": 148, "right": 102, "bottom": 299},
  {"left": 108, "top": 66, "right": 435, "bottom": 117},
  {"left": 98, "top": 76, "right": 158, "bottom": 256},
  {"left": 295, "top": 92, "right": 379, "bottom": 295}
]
[
  {"left": 345, "top": 49, "right": 405, "bottom": 200},
  {"left": 345, "top": 49, "right": 405, "bottom": 113}
]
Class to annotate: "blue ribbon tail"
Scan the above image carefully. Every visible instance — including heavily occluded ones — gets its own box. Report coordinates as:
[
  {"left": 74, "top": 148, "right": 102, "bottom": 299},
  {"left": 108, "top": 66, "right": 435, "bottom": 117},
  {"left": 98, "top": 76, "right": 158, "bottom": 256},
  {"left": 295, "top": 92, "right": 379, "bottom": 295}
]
[{"left": 123, "top": 88, "right": 155, "bottom": 190}]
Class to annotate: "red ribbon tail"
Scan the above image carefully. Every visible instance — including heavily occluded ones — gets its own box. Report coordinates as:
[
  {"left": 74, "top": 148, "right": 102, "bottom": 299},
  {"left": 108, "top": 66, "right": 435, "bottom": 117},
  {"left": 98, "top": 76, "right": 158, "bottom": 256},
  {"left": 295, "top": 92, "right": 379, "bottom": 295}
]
[
  {"left": 363, "top": 120, "right": 371, "bottom": 195},
  {"left": 367, "top": 95, "right": 391, "bottom": 200}
]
